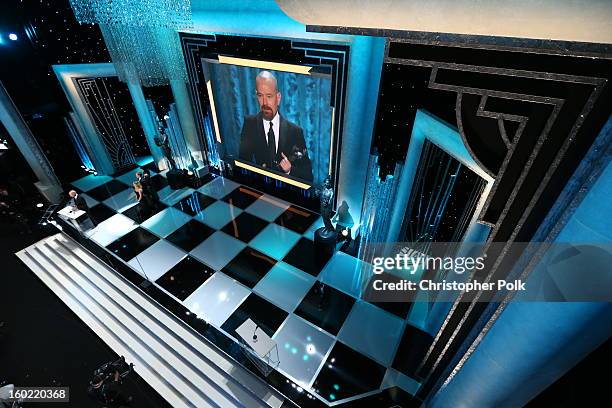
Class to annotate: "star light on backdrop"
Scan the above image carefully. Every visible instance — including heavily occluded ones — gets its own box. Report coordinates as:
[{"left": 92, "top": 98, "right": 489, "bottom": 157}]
[{"left": 68, "top": 0, "right": 193, "bottom": 86}]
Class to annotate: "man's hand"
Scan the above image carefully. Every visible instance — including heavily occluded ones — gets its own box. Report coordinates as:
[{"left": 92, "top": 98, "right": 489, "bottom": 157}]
[{"left": 279, "top": 152, "right": 291, "bottom": 174}]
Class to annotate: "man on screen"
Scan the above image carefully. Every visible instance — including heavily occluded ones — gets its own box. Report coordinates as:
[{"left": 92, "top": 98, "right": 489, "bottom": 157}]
[{"left": 238, "top": 71, "right": 313, "bottom": 182}]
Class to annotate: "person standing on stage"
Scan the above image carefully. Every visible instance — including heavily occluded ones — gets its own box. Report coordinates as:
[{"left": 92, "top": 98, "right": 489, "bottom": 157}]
[{"left": 68, "top": 190, "right": 89, "bottom": 212}]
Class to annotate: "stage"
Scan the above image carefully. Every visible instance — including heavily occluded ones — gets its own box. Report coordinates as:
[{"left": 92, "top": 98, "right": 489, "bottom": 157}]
[{"left": 44, "top": 160, "right": 431, "bottom": 407}]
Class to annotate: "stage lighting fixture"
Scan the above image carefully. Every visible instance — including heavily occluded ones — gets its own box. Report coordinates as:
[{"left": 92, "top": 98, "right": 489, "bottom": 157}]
[
  {"left": 8, "top": 33, "right": 17, "bottom": 41},
  {"left": 93, "top": 171, "right": 98, "bottom": 176},
  {"left": 36, "top": 203, "right": 44, "bottom": 208}
]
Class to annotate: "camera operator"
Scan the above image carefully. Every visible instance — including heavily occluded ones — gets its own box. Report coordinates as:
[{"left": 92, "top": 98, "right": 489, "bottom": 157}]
[
  {"left": 88, "top": 369, "right": 132, "bottom": 407},
  {"left": 0, "top": 382, "right": 23, "bottom": 408},
  {"left": 0, "top": 187, "right": 31, "bottom": 235}
]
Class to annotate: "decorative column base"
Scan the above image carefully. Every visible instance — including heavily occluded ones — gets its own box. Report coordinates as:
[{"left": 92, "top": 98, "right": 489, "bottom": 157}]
[{"left": 314, "top": 227, "right": 338, "bottom": 263}]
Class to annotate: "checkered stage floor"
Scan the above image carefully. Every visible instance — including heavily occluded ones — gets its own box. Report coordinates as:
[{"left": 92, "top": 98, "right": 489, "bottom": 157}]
[{"left": 69, "top": 161, "right": 431, "bottom": 403}]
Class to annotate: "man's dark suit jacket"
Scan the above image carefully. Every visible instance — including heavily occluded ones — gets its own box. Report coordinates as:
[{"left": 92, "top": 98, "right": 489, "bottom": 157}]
[
  {"left": 238, "top": 112, "right": 313, "bottom": 182},
  {"left": 140, "top": 173, "right": 160, "bottom": 203},
  {"left": 74, "top": 195, "right": 89, "bottom": 212}
]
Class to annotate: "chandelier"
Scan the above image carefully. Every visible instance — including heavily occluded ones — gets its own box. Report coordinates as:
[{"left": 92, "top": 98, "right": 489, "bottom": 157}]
[{"left": 69, "top": 0, "right": 193, "bottom": 86}]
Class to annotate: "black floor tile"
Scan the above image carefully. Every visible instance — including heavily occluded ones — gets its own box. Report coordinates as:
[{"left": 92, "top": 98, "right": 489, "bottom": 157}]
[
  {"left": 392, "top": 324, "right": 434, "bottom": 378},
  {"left": 312, "top": 341, "right": 386, "bottom": 403},
  {"left": 173, "top": 192, "right": 216, "bottom": 216},
  {"left": 275, "top": 205, "right": 318, "bottom": 234},
  {"left": 332, "top": 387, "right": 419, "bottom": 408},
  {"left": 156, "top": 256, "right": 214, "bottom": 301},
  {"left": 294, "top": 281, "right": 355, "bottom": 335},
  {"left": 220, "top": 212, "right": 268, "bottom": 243},
  {"left": 111, "top": 164, "right": 139, "bottom": 178},
  {"left": 222, "top": 186, "right": 263, "bottom": 209},
  {"left": 149, "top": 174, "right": 168, "bottom": 191},
  {"left": 221, "top": 247, "right": 276, "bottom": 288},
  {"left": 195, "top": 172, "right": 215, "bottom": 187},
  {"left": 142, "top": 161, "right": 160, "bottom": 173},
  {"left": 112, "top": 164, "right": 138, "bottom": 178},
  {"left": 166, "top": 219, "right": 215, "bottom": 252},
  {"left": 220, "top": 293, "right": 288, "bottom": 338},
  {"left": 363, "top": 272, "right": 414, "bottom": 319},
  {"left": 282, "top": 237, "right": 331, "bottom": 277},
  {"left": 88, "top": 203, "right": 116, "bottom": 224},
  {"left": 86, "top": 179, "right": 129, "bottom": 201},
  {"left": 106, "top": 227, "right": 159, "bottom": 261},
  {"left": 121, "top": 202, "right": 166, "bottom": 224}
]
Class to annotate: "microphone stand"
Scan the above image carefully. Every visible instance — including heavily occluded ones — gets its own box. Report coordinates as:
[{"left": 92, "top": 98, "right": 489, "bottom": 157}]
[{"left": 252, "top": 324, "right": 259, "bottom": 343}]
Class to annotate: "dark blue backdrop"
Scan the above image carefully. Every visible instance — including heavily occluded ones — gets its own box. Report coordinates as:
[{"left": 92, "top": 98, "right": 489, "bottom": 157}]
[{"left": 208, "top": 63, "right": 332, "bottom": 185}]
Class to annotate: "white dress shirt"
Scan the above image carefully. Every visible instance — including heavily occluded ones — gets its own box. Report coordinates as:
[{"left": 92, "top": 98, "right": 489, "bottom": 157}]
[{"left": 262, "top": 112, "right": 280, "bottom": 154}]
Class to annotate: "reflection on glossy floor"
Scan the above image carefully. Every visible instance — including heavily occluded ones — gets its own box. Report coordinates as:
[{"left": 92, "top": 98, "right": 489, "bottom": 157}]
[{"left": 70, "top": 166, "right": 432, "bottom": 405}]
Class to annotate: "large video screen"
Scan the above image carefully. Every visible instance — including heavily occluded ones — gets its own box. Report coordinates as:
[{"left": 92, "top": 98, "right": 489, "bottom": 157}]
[{"left": 205, "top": 62, "right": 333, "bottom": 188}]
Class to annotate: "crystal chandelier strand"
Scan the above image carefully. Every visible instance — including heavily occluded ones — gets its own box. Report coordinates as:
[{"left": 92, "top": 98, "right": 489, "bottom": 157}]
[
  {"left": 70, "top": 0, "right": 192, "bottom": 29},
  {"left": 69, "top": 0, "right": 193, "bottom": 86}
]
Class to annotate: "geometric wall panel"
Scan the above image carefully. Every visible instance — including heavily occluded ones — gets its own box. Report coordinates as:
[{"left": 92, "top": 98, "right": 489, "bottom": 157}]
[
  {"left": 383, "top": 41, "right": 610, "bottom": 236},
  {"left": 368, "top": 35, "right": 612, "bottom": 400},
  {"left": 74, "top": 76, "right": 137, "bottom": 171}
]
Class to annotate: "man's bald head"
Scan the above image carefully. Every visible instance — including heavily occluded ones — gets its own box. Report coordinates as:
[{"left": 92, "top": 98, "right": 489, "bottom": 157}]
[
  {"left": 255, "top": 71, "right": 281, "bottom": 120},
  {"left": 68, "top": 190, "right": 77, "bottom": 198},
  {"left": 256, "top": 71, "right": 278, "bottom": 92}
]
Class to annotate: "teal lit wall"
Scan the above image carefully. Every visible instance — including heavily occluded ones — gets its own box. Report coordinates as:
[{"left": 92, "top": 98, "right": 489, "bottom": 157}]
[{"left": 427, "top": 116, "right": 612, "bottom": 408}]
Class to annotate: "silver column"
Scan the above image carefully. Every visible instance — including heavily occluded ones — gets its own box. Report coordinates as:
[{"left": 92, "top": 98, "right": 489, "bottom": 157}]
[{"left": 0, "top": 81, "right": 62, "bottom": 203}]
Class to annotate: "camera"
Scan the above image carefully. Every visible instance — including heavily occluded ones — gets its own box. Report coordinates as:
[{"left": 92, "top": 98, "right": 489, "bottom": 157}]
[{"left": 91, "top": 356, "right": 134, "bottom": 385}]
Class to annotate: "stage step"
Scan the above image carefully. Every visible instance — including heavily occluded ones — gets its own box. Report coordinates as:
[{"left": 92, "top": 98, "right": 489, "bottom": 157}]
[{"left": 16, "top": 233, "right": 285, "bottom": 408}]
